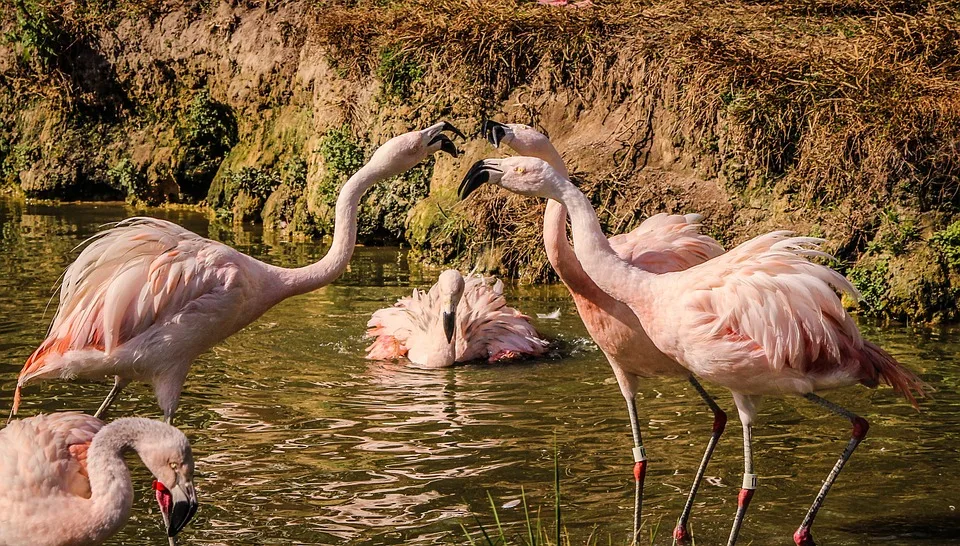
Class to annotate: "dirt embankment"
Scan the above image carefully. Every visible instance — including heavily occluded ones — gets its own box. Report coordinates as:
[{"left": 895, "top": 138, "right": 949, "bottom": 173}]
[{"left": 2, "top": 0, "right": 960, "bottom": 323}]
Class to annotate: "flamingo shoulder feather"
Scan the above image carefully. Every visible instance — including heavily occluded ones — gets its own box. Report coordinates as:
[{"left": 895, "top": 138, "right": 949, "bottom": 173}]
[{"left": 610, "top": 213, "right": 725, "bottom": 274}]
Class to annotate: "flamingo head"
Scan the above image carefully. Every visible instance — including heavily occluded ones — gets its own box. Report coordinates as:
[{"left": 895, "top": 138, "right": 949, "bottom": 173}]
[
  {"left": 368, "top": 121, "right": 464, "bottom": 177},
  {"left": 138, "top": 424, "right": 198, "bottom": 541},
  {"left": 459, "top": 156, "right": 564, "bottom": 201},
  {"left": 481, "top": 120, "right": 549, "bottom": 155},
  {"left": 436, "top": 269, "right": 465, "bottom": 343}
]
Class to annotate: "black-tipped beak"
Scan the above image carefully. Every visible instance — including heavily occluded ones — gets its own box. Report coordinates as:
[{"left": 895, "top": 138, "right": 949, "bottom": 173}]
[
  {"left": 157, "top": 480, "right": 198, "bottom": 538},
  {"left": 458, "top": 160, "right": 502, "bottom": 200},
  {"left": 441, "top": 121, "right": 466, "bottom": 140},
  {"left": 481, "top": 120, "right": 507, "bottom": 148},
  {"left": 429, "top": 133, "right": 460, "bottom": 158},
  {"left": 442, "top": 311, "right": 456, "bottom": 343}
]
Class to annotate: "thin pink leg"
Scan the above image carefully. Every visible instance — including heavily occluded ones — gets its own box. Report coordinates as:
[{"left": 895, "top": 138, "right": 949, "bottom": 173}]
[
  {"left": 625, "top": 396, "right": 647, "bottom": 544},
  {"left": 793, "top": 393, "right": 869, "bottom": 546},
  {"left": 674, "top": 376, "right": 726, "bottom": 543},
  {"left": 726, "top": 422, "right": 756, "bottom": 546}
]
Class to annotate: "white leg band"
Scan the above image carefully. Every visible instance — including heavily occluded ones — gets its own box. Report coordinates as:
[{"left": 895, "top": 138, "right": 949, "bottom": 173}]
[
  {"left": 633, "top": 446, "right": 647, "bottom": 462},
  {"left": 742, "top": 473, "right": 758, "bottom": 490}
]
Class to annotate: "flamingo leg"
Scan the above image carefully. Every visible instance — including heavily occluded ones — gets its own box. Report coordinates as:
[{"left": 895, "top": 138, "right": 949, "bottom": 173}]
[
  {"left": 625, "top": 396, "right": 647, "bottom": 544},
  {"left": 674, "top": 376, "right": 727, "bottom": 543},
  {"left": 93, "top": 376, "right": 130, "bottom": 419},
  {"left": 793, "top": 393, "right": 869, "bottom": 546},
  {"left": 726, "top": 421, "right": 756, "bottom": 546}
]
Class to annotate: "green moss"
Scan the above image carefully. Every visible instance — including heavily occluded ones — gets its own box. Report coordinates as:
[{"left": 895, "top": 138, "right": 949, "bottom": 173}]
[
  {"left": 932, "top": 220, "right": 960, "bottom": 269},
  {"left": 850, "top": 258, "right": 889, "bottom": 318},
  {"left": 181, "top": 89, "right": 238, "bottom": 200},
  {"left": 218, "top": 166, "right": 282, "bottom": 222},
  {"left": 107, "top": 157, "right": 150, "bottom": 204},
  {"left": 5, "top": 0, "right": 66, "bottom": 71},
  {"left": 376, "top": 46, "right": 423, "bottom": 102}
]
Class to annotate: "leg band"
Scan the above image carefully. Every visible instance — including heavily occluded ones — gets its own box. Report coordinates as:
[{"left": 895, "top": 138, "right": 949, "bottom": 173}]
[
  {"left": 742, "top": 473, "right": 758, "bottom": 490},
  {"left": 633, "top": 445, "right": 647, "bottom": 462}
]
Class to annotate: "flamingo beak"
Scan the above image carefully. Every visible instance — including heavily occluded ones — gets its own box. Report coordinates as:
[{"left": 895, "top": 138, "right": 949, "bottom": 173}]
[
  {"left": 442, "top": 309, "right": 456, "bottom": 343},
  {"left": 458, "top": 160, "right": 503, "bottom": 200},
  {"left": 429, "top": 133, "right": 459, "bottom": 158},
  {"left": 481, "top": 120, "right": 508, "bottom": 148},
  {"left": 425, "top": 121, "right": 465, "bottom": 158},
  {"left": 155, "top": 479, "right": 198, "bottom": 540}
]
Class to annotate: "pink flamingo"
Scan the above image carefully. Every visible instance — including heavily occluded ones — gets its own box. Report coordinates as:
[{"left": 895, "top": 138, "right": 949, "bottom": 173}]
[
  {"left": 459, "top": 156, "right": 927, "bottom": 546},
  {"left": 0, "top": 412, "right": 198, "bottom": 546},
  {"left": 481, "top": 120, "right": 726, "bottom": 540},
  {"left": 10, "top": 122, "right": 464, "bottom": 424},
  {"left": 365, "top": 269, "right": 549, "bottom": 368}
]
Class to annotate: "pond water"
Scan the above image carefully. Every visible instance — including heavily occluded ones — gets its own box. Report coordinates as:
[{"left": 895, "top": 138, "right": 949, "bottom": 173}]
[{"left": 1, "top": 199, "right": 959, "bottom": 546}]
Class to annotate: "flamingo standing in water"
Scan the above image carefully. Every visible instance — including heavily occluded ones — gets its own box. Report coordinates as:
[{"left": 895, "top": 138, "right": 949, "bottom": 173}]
[
  {"left": 481, "top": 120, "right": 726, "bottom": 540},
  {"left": 0, "top": 413, "right": 198, "bottom": 546},
  {"left": 459, "top": 156, "right": 927, "bottom": 546},
  {"left": 9, "top": 122, "right": 464, "bottom": 424},
  {"left": 365, "top": 269, "right": 548, "bottom": 368}
]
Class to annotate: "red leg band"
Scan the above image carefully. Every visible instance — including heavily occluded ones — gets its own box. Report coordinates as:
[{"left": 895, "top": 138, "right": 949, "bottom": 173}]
[
  {"left": 713, "top": 409, "right": 728, "bottom": 434},
  {"left": 738, "top": 487, "right": 755, "bottom": 508},
  {"left": 852, "top": 416, "right": 869, "bottom": 441},
  {"left": 794, "top": 526, "right": 815, "bottom": 546},
  {"left": 634, "top": 460, "right": 647, "bottom": 482}
]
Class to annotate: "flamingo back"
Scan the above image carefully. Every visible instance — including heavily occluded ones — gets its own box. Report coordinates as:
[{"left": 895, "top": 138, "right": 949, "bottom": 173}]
[
  {"left": 670, "top": 232, "right": 926, "bottom": 403},
  {"left": 0, "top": 413, "right": 103, "bottom": 506},
  {"left": 610, "top": 213, "right": 725, "bottom": 274},
  {"left": 14, "top": 218, "right": 239, "bottom": 413}
]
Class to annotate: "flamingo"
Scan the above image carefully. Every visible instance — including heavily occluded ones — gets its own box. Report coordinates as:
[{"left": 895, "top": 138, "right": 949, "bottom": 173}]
[
  {"left": 0, "top": 412, "right": 198, "bottom": 546},
  {"left": 365, "top": 269, "right": 549, "bottom": 368},
  {"left": 481, "top": 120, "right": 726, "bottom": 540},
  {"left": 459, "top": 156, "right": 928, "bottom": 546},
  {"left": 9, "top": 122, "right": 464, "bottom": 424}
]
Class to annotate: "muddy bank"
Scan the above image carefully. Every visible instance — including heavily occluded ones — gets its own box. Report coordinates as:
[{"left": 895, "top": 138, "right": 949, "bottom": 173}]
[{"left": 1, "top": 0, "right": 958, "bottom": 322}]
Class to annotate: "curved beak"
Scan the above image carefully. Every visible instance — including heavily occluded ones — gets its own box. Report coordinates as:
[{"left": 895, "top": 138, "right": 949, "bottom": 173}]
[
  {"left": 155, "top": 479, "right": 199, "bottom": 541},
  {"left": 481, "top": 120, "right": 508, "bottom": 148},
  {"left": 442, "top": 310, "right": 456, "bottom": 343},
  {"left": 458, "top": 159, "right": 503, "bottom": 200},
  {"left": 428, "top": 133, "right": 460, "bottom": 158},
  {"left": 424, "top": 121, "right": 464, "bottom": 158}
]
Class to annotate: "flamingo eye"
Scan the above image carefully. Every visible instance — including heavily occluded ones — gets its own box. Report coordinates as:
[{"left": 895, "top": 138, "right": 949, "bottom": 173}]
[
  {"left": 169, "top": 462, "right": 179, "bottom": 471},
  {"left": 516, "top": 167, "right": 525, "bottom": 173}
]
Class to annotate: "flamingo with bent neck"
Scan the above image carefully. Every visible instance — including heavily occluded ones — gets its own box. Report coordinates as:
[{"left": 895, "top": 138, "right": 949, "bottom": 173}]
[
  {"left": 481, "top": 120, "right": 726, "bottom": 541},
  {"left": 365, "top": 269, "right": 548, "bottom": 368},
  {"left": 0, "top": 413, "right": 198, "bottom": 546},
  {"left": 9, "top": 122, "right": 463, "bottom": 424},
  {"left": 460, "top": 156, "right": 927, "bottom": 546}
]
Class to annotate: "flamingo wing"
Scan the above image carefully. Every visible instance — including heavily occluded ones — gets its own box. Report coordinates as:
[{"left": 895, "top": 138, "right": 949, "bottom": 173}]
[
  {"left": 14, "top": 218, "right": 239, "bottom": 411},
  {"left": 674, "top": 232, "right": 866, "bottom": 377},
  {"left": 609, "top": 213, "right": 725, "bottom": 274},
  {"left": 457, "top": 275, "right": 549, "bottom": 362},
  {"left": 364, "top": 289, "right": 428, "bottom": 360},
  {"left": 0, "top": 413, "right": 103, "bottom": 507}
]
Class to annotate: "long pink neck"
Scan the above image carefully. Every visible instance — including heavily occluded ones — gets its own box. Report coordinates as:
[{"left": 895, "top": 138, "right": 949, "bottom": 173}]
[
  {"left": 83, "top": 419, "right": 140, "bottom": 543},
  {"left": 533, "top": 145, "right": 603, "bottom": 292},
  {"left": 276, "top": 162, "right": 391, "bottom": 298},
  {"left": 551, "top": 177, "right": 653, "bottom": 306}
]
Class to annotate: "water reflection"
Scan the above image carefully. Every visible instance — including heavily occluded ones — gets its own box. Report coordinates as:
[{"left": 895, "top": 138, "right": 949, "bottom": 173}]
[{"left": 0, "top": 199, "right": 957, "bottom": 545}]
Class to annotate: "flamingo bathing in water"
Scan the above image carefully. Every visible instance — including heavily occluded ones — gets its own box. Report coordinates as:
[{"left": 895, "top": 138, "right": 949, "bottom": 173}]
[
  {"left": 365, "top": 269, "right": 548, "bottom": 368},
  {"left": 481, "top": 120, "right": 726, "bottom": 540},
  {"left": 9, "top": 122, "right": 464, "bottom": 423},
  {"left": 459, "top": 156, "right": 927, "bottom": 546},
  {"left": 0, "top": 413, "right": 198, "bottom": 546}
]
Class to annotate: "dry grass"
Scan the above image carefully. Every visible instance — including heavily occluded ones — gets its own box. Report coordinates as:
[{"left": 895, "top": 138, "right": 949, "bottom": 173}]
[{"left": 305, "top": 0, "right": 960, "bottom": 280}]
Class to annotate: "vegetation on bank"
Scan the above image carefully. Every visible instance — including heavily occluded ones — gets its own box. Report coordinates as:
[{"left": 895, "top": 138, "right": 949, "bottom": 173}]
[{"left": 1, "top": 0, "right": 959, "bottom": 321}]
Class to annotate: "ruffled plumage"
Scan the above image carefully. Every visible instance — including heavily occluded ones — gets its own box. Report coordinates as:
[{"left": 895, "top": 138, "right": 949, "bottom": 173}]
[{"left": 365, "top": 272, "right": 548, "bottom": 366}]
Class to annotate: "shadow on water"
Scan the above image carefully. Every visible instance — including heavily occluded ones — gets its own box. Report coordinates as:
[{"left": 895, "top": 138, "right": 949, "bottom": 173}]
[{"left": 1, "top": 198, "right": 959, "bottom": 545}]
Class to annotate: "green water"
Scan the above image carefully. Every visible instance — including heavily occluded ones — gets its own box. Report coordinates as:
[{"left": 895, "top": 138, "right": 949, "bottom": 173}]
[{"left": 1, "top": 199, "right": 958, "bottom": 545}]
